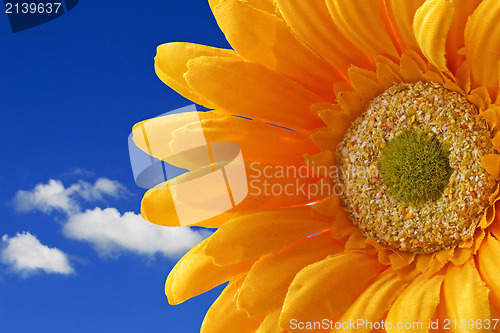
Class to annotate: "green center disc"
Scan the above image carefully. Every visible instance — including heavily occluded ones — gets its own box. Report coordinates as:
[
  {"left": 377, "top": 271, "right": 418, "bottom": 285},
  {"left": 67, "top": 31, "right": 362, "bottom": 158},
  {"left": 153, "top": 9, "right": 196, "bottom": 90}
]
[{"left": 378, "top": 130, "right": 453, "bottom": 204}]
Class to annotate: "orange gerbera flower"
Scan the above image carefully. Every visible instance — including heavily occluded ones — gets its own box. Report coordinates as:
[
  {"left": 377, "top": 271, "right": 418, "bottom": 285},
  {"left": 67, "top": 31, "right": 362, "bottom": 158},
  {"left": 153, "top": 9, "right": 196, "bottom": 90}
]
[{"left": 132, "top": 0, "right": 500, "bottom": 332}]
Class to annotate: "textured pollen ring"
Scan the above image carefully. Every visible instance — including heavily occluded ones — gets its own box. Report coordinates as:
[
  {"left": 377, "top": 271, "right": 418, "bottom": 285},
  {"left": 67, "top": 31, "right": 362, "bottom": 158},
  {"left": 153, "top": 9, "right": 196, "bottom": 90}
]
[{"left": 335, "top": 82, "right": 496, "bottom": 253}]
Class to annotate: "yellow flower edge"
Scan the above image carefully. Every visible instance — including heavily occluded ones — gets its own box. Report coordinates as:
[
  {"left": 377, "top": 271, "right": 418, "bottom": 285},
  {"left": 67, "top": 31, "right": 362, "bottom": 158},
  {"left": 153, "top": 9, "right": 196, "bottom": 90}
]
[{"left": 134, "top": 0, "right": 500, "bottom": 331}]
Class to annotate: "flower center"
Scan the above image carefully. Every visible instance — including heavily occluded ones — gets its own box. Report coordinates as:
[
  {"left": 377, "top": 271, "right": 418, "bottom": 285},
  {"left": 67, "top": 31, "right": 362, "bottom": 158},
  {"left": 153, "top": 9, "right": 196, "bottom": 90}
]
[
  {"left": 335, "top": 82, "right": 496, "bottom": 253},
  {"left": 378, "top": 130, "right": 453, "bottom": 204}
]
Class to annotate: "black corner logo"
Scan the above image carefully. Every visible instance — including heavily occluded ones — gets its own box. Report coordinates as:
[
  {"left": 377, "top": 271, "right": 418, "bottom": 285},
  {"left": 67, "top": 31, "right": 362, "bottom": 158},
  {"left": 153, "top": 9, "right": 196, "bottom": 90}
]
[{"left": 4, "top": 0, "right": 79, "bottom": 33}]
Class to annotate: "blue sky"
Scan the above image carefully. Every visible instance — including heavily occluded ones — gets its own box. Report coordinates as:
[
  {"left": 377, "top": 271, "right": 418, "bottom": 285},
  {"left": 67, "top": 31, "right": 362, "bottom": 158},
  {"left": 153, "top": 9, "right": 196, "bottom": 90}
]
[{"left": 0, "top": 1, "right": 229, "bottom": 332}]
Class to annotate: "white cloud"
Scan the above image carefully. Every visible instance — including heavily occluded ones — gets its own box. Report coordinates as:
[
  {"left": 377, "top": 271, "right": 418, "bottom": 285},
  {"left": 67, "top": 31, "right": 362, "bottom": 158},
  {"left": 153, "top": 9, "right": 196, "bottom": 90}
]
[
  {"left": 0, "top": 232, "right": 74, "bottom": 276},
  {"left": 91, "top": 178, "right": 126, "bottom": 199},
  {"left": 62, "top": 207, "right": 209, "bottom": 258},
  {"left": 13, "top": 179, "right": 76, "bottom": 214},
  {"left": 66, "top": 178, "right": 127, "bottom": 202},
  {"left": 13, "top": 178, "right": 127, "bottom": 215},
  {"left": 11, "top": 177, "right": 205, "bottom": 261}
]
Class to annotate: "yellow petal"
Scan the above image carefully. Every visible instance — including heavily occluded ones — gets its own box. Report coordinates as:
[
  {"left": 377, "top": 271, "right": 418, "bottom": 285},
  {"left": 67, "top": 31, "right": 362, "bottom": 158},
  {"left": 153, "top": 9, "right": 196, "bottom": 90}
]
[
  {"left": 334, "top": 80, "right": 355, "bottom": 97},
  {"left": 442, "top": 259, "right": 490, "bottom": 329},
  {"left": 477, "top": 233, "right": 500, "bottom": 310},
  {"left": 445, "top": 0, "right": 482, "bottom": 73},
  {"left": 212, "top": 0, "right": 340, "bottom": 100},
  {"left": 385, "top": 0, "right": 425, "bottom": 54},
  {"left": 388, "top": 252, "right": 416, "bottom": 271},
  {"left": 386, "top": 274, "right": 444, "bottom": 333},
  {"left": 208, "top": 0, "right": 279, "bottom": 16},
  {"left": 473, "top": 228, "right": 486, "bottom": 254},
  {"left": 140, "top": 181, "right": 228, "bottom": 228},
  {"left": 480, "top": 108, "right": 497, "bottom": 130},
  {"left": 464, "top": 0, "right": 500, "bottom": 96},
  {"left": 312, "top": 194, "right": 356, "bottom": 238},
  {"left": 337, "top": 270, "right": 409, "bottom": 333},
  {"left": 331, "top": 216, "right": 357, "bottom": 239},
  {"left": 375, "top": 247, "right": 392, "bottom": 266},
  {"left": 347, "top": 66, "right": 384, "bottom": 103},
  {"left": 154, "top": 42, "right": 239, "bottom": 106},
  {"left": 449, "top": 247, "right": 473, "bottom": 266},
  {"left": 325, "top": 0, "right": 399, "bottom": 60},
  {"left": 141, "top": 151, "right": 327, "bottom": 227},
  {"left": 256, "top": 308, "right": 282, "bottom": 333},
  {"left": 399, "top": 52, "right": 426, "bottom": 83},
  {"left": 211, "top": 0, "right": 282, "bottom": 18},
  {"left": 491, "top": 212, "right": 500, "bottom": 239},
  {"left": 204, "top": 207, "right": 331, "bottom": 265},
  {"left": 274, "top": 0, "right": 373, "bottom": 76},
  {"left": 165, "top": 238, "right": 253, "bottom": 305},
  {"left": 416, "top": 253, "right": 435, "bottom": 274},
  {"left": 455, "top": 61, "right": 471, "bottom": 94},
  {"left": 424, "top": 255, "right": 447, "bottom": 278},
  {"left": 374, "top": 54, "right": 401, "bottom": 76},
  {"left": 141, "top": 183, "right": 180, "bottom": 226},
  {"left": 279, "top": 253, "right": 384, "bottom": 331},
  {"left": 311, "top": 103, "right": 356, "bottom": 142},
  {"left": 481, "top": 154, "right": 500, "bottom": 179},
  {"left": 197, "top": 112, "right": 319, "bottom": 166},
  {"left": 413, "top": 0, "right": 455, "bottom": 72},
  {"left": 479, "top": 201, "right": 496, "bottom": 229},
  {"left": 375, "top": 58, "right": 403, "bottom": 88},
  {"left": 309, "top": 128, "right": 340, "bottom": 151},
  {"left": 237, "top": 0, "right": 276, "bottom": 14},
  {"left": 345, "top": 231, "right": 371, "bottom": 250},
  {"left": 133, "top": 110, "right": 318, "bottom": 169},
  {"left": 303, "top": 151, "right": 336, "bottom": 172},
  {"left": 435, "top": 247, "right": 454, "bottom": 264},
  {"left": 492, "top": 132, "right": 500, "bottom": 151},
  {"left": 397, "top": 263, "right": 421, "bottom": 281},
  {"left": 470, "top": 86, "right": 492, "bottom": 110},
  {"left": 336, "top": 66, "right": 388, "bottom": 118},
  {"left": 200, "top": 278, "right": 264, "bottom": 333},
  {"left": 208, "top": 0, "right": 220, "bottom": 10},
  {"left": 493, "top": 305, "right": 500, "bottom": 323},
  {"left": 185, "top": 56, "right": 324, "bottom": 131},
  {"left": 238, "top": 232, "right": 342, "bottom": 317},
  {"left": 425, "top": 68, "right": 446, "bottom": 86},
  {"left": 139, "top": 165, "right": 247, "bottom": 228}
]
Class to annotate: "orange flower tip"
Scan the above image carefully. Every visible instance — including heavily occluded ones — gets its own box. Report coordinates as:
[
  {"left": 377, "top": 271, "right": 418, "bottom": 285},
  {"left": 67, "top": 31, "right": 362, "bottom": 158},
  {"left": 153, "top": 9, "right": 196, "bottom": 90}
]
[{"left": 481, "top": 154, "right": 500, "bottom": 179}]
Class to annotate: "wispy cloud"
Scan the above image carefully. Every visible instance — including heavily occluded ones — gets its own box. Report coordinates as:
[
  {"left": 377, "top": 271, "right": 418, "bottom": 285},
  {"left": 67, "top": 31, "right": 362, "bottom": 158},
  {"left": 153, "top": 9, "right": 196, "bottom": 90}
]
[
  {"left": 63, "top": 208, "right": 209, "bottom": 258},
  {"left": 63, "top": 168, "right": 96, "bottom": 178},
  {"left": 0, "top": 232, "right": 74, "bottom": 276},
  {"left": 12, "top": 178, "right": 128, "bottom": 215}
]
